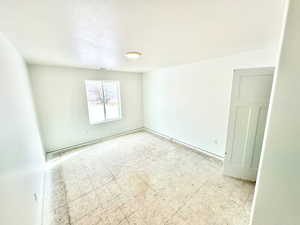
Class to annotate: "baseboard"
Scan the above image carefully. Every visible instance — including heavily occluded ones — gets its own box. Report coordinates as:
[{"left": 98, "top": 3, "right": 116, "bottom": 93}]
[
  {"left": 46, "top": 127, "right": 224, "bottom": 162},
  {"left": 46, "top": 127, "right": 144, "bottom": 160},
  {"left": 144, "top": 127, "right": 224, "bottom": 161},
  {"left": 40, "top": 168, "right": 47, "bottom": 225}
]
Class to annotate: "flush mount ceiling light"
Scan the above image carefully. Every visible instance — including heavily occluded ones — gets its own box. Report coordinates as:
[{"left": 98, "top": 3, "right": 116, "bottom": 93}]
[{"left": 125, "top": 51, "right": 142, "bottom": 59}]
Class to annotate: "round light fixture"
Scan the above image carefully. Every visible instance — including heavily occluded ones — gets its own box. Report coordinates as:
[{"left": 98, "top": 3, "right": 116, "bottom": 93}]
[{"left": 125, "top": 51, "right": 142, "bottom": 59}]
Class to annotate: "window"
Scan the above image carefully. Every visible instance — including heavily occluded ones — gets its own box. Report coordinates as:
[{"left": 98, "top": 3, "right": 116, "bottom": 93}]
[{"left": 85, "top": 80, "right": 121, "bottom": 124}]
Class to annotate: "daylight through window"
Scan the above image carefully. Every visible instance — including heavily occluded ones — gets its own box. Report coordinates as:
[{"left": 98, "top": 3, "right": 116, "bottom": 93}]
[{"left": 85, "top": 80, "right": 121, "bottom": 124}]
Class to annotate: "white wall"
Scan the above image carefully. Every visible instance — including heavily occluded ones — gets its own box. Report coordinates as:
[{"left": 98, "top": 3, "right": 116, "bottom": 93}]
[
  {"left": 0, "top": 34, "right": 45, "bottom": 225},
  {"left": 29, "top": 65, "right": 143, "bottom": 152},
  {"left": 251, "top": 1, "right": 300, "bottom": 224},
  {"left": 143, "top": 48, "right": 278, "bottom": 157}
]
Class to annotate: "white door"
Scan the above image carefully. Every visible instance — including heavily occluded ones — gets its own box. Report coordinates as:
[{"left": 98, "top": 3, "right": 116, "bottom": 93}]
[{"left": 223, "top": 67, "right": 274, "bottom": 181}]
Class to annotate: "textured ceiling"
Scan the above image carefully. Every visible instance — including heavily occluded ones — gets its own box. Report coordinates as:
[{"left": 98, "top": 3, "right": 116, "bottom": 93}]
[{"left": 0, "top": 0, "right": 286, "bottom": 72}]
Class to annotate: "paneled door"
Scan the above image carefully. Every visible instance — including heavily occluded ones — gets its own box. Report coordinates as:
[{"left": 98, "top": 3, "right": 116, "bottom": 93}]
[{"left": 223, "top": 67, "right": 274, "bottom": 181}]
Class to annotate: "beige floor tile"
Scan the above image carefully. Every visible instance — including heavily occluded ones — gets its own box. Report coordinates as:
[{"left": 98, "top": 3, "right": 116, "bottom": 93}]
[
  {"left": 107, "top": 208, "right": 126, "bottom": 225},
  {"left": 43, "top": 132, "right": 255, "bottom": 225},
  {"left": 68, "top": 191, "right": 99, "bottom": 223}
]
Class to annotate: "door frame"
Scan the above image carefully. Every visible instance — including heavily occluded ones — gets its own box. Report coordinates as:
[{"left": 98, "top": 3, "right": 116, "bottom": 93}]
[{"left": 223, "top": 67, "right": 275, "bottom": 181}]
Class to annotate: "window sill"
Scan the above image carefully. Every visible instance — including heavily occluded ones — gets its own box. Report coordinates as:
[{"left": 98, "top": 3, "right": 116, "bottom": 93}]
[{"left": 90, "top": 118, "right": 122, "bottom": 125}]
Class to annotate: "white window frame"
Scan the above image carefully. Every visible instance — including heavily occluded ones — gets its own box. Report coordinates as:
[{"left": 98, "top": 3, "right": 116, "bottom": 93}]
[{"left": 85, "top": 80, "right": 122, "bottom": 125}]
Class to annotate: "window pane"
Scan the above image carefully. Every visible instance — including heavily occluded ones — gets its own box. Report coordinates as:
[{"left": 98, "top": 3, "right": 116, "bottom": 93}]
[
  {"left": 103, "top": 81, "right": 121, "bottom": 120},
  {"left": 85, "top": 80, "right": 105, "bottom": 124}
]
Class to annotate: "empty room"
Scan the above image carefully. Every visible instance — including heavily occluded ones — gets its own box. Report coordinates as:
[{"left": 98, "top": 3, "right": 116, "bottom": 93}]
[{"left": 0, "top": 0, "right": 299, "bottom": 225}]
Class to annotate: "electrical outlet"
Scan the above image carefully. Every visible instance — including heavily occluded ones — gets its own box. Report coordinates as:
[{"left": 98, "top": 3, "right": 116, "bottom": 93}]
[{"left": 213, "top": 139, "right": 218, "bottom": 144}]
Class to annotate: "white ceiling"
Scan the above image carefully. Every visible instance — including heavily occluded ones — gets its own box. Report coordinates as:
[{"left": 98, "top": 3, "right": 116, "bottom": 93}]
[{"left": 0, "top": 0, "right": 286, "bottom": 72}]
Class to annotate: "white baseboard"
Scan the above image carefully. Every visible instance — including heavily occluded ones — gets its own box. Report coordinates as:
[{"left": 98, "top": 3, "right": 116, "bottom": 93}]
[
  {"left": 144, "top": 127, "right": 224, "bottom": 161},
  {"left": 46, "top": 127, "right": 144, "bottom": 159},
  {"left": 46, "top": 127, "right": 224, "bottom": 162}
]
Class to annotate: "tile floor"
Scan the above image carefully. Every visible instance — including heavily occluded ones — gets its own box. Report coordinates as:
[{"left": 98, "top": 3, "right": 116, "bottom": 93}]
[{"left": 44, "top": 132, "right": 255, "bottom": 225}]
